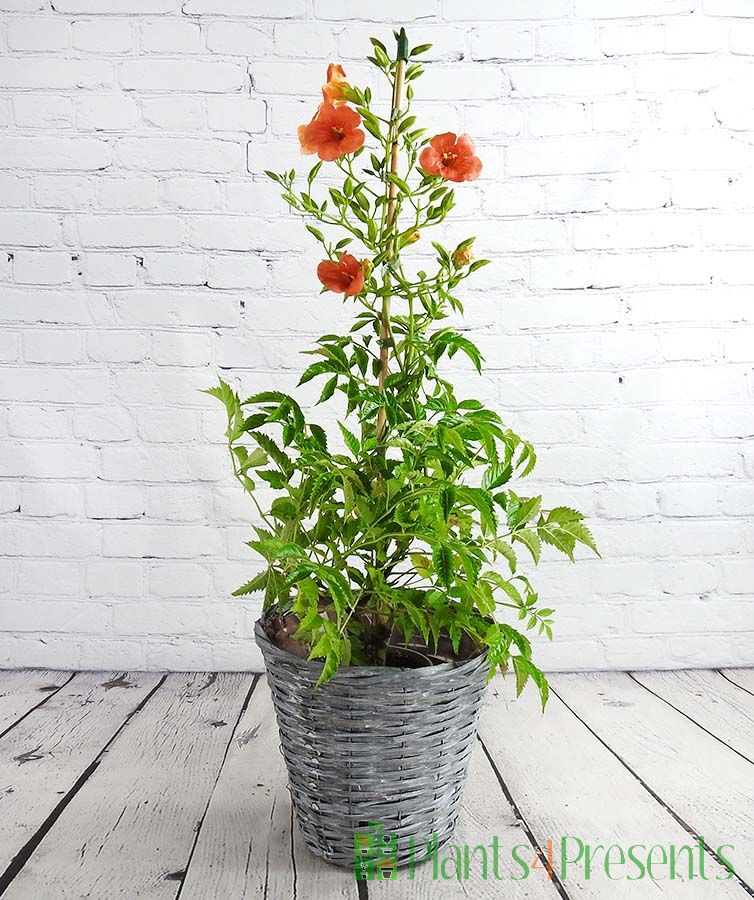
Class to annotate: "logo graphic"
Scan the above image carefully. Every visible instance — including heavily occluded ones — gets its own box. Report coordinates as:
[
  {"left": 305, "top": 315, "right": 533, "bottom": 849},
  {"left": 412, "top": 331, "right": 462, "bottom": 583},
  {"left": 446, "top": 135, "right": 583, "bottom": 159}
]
[{"left": 354, "top": 821, "right": 398, "bottom": 880}]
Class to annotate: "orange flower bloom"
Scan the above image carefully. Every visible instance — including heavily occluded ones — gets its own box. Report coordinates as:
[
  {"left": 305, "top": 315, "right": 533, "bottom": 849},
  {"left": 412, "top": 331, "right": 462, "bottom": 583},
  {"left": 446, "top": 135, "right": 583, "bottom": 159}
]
[
  {"left": 419, "top": 133, "right": 482, "bottom": 183},
  {"left": 322, "top": 63, "right": 350, "bottom": 103},
  {"left": 317, "top": 253, "right": 365, "bottom": 297},
  {"left": 298, "top": 101, "right": 365, "bottom": 162}
]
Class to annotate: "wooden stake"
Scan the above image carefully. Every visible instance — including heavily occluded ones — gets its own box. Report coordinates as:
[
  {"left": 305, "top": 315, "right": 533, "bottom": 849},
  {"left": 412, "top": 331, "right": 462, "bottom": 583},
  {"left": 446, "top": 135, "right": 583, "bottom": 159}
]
[{"left": 376, "top": 29, "right": 408, "bottom": 442}]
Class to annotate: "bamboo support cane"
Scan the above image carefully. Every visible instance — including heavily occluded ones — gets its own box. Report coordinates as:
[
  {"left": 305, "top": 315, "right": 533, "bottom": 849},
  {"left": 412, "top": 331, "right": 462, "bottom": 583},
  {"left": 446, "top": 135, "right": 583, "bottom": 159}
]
[{"left": 376, "top": 29, "right": 408, "bottom": 442}]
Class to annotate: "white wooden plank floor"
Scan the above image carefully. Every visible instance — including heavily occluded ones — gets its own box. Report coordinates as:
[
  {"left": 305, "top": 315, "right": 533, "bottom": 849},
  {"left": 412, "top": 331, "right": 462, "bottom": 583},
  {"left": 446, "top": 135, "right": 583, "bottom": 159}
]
[{"left": 0, "top": 669, "right": 752, "bottom": 899}]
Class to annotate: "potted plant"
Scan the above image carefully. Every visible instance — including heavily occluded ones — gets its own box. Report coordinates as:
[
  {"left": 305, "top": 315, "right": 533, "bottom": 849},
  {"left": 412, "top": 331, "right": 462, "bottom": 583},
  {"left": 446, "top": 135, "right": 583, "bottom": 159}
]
[{"left": 208, "top": 28, "right": 598, "bottom": 869}]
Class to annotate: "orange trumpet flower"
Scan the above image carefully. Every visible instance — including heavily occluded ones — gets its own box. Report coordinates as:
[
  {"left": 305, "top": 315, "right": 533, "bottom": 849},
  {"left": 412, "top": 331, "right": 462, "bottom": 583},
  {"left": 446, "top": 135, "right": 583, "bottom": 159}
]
[
  {"left": 298, "top": 101, "right": 365, "bottom": 162},
  {"left": 317, "top": 253, "right": 365, "bottom": 297},
  {"left": 419, "top": 132, "right": 482, "bottom": 183}
]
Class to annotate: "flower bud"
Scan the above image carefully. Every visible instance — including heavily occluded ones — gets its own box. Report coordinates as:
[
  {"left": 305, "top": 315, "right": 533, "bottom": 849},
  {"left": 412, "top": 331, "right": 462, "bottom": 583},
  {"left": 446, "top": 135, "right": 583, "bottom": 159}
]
[
  {"left": 398, "top": 228, "right": 421, "bottom": 249},
  {"left": 322, "top": 64, "right": 351, "bottom": 103},
  {"left": 453, "top": 245, "right": 474, "bottom": 267}
]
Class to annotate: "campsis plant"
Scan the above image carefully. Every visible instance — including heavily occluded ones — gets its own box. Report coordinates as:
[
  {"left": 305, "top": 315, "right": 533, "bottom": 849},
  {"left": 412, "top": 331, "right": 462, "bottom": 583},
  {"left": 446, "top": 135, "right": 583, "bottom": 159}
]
[{"left": 208, "top": 30, "right": 598, "bottom": 707}]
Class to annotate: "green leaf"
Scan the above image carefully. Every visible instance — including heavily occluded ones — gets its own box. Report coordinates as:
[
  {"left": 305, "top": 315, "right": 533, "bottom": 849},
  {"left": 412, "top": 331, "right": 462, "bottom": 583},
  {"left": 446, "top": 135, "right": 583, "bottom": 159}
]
[
  {"left": 429, "top": 330, "right": 484, "bottom": 373},
  {"left": 245, "top": 447, "right": 268, "bottom": 468},
  {"left": 568, "top": 522, "right": 600, "bottom": 556},
  {"left": 249, "top": 537, "right": 306, "bottom": 562},
  {"left": 231, "top": 570, "right": 268, "bottom": 596},
  {"left": 410, "top": 553, "right": 432, "bottom": 578},
  {"left": 270, "top": 497, "right": 297, "bottom": 522},
  {"left": 305, "top": 224, "right": 325, "bottom": 243},
  {"left": 456, "top": 486, "right": 496, "bottom": 535},
  {"left": 513, "top": 656, "right": 550, "bottom": 711},
  {"left": 512, "top": 654, "right": 530, "bottom": 697},
  {"left": 203, "top": 378, "right": 236, "bottom": 411},
  {"left": 307, "top": 160, "right": 323, "bottom": 183},
  {"left": 311, "top": 565, "right": 355, "bottom": 624},
  {"left": 539, "top": 525, "right": 577, "bottom": 561},
  {"left": 432, "top": 544, "right": 454, "bottom": 589},
  {"left": 386, "top": 172, "right": 411, "bottom": 194},
  {"left": 309, "top": 622, "right": 342, "bottom": 685},
  {"left": 482, "top": 463, "right": 512, "bottom": 491},
  {"left": 310, "top": 423, "right": 328, "bottom": 451},
  {"left": 439, "top": 485, "right": 455, "bottom": 521},
  {"left": 256, "top": 469, "right": 286, "bottom": 489},
  {"left": 547, "top": 506, "right": 585, "bottom": 525},
  {"left": 512, "top": 530, "right": 542, "bottom": 565},
  {"left": 244, "top": 390, "right": 293, "bottom": 406},
  {"left": 338, "top": 422, "right": 360, "bottom": 457},
  {"left": 494, "top": 541, "right": 517, "bottom": 575},
  {"left": 510, "top": 496, "right": 542, "bottom": 528},
  {"left": 299, "top": 360, "right": 335, "bottom": 386},
  {"left": 252, "top": 432, "right": 292, "bottom": 476},
  {"left": 483, "top": 571, "right": 524, "bottom": 607}
]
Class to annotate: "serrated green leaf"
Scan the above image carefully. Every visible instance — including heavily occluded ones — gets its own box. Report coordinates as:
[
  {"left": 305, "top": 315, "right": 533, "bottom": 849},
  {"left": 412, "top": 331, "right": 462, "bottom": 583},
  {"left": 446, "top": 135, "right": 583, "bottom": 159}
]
[
  {"left": 547, "top": 506, "right": 585, "bottom": 525},
  {"left": 299, "top": 360, "right": 335, "bottom": 386},
  {"left": 249, "top": 538, "right": 306, "bottom": 562},
  {"left": 483, "top": 570, "right": 524, "bottom": 607},
  {"left": 439, "top": 484, "right": 455, "bottom": 521},
  {"left": 513, "top": 530, "right": 542, "bottom": 564},
  {"left": 494, "top": 541, "right": 517, "bottom": 575},
  {"left": 338, "top": 422, "right": 360, "bottom": 457},
  {"left": 231, "top": 570, "right": 268, "bottom": 596},
  {"left": 510, "top": 496, "right": 542, "bottom": 528},
  {"left": 432, "top": 543, "right": 454, "bottom": 589}
]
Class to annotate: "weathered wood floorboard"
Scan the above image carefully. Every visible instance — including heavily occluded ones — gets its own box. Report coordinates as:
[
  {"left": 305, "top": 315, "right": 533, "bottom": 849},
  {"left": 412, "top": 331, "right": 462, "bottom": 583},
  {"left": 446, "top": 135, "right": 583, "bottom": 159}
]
[
  {"left": 178, "top": 677, "right": 359, "bottom": 900},
  {"left": 1, "top": 673, "right": 253, "bottom": 900},
  {"left": 0, "top": 670, "right": 73, "bottom": 736},
  {"left": 480, "top": 675, "right": 750, "bottom": 899},
  {"left": 0, "top": 668, "right": 753, "bottom": 898},
  {"left": 632, "top": 670, "right": 754, "bottom": 763},
  {"left": 0, "top": 671, "right": 163, "bottom": 892},
  {"left": 551, "top": 672, "right": 754, "bottom": 895}
]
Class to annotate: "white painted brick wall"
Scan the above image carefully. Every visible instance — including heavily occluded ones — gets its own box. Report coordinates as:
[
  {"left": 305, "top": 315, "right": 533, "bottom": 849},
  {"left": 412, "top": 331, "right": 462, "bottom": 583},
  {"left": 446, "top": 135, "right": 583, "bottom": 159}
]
[{"left": 0, "top": 0, "right": 753, "bottom": 673}]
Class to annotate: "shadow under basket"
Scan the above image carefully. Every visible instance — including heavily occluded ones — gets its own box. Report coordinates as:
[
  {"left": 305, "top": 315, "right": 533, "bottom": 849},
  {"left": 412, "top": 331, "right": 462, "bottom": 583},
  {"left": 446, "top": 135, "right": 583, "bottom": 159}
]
[{"left": 255, "top": 616, "right": 490, "bottom": 869}]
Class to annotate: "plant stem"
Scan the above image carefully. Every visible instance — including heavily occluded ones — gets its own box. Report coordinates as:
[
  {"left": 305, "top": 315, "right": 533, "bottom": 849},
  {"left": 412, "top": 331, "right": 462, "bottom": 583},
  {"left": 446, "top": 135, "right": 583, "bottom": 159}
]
[{"left": 376, "top": 34, "right": 407, "bottom": 442}]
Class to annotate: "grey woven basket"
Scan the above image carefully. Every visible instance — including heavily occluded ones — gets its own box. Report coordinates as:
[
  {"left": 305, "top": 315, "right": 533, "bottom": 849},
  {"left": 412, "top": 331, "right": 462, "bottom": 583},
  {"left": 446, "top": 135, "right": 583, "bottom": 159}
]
[{"left": 255, "top": 616, "right": 489, "bottom": 869}]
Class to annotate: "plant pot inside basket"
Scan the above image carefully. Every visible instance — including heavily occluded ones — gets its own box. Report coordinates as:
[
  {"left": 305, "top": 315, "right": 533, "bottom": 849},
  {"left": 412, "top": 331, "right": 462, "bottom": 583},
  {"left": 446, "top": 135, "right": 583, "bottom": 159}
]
[
  {"left": 256, "top": 613, "right": 489, "bottom": 870},
  {"left": 264, "top": 609, "right": 484, "bottom": 668}
]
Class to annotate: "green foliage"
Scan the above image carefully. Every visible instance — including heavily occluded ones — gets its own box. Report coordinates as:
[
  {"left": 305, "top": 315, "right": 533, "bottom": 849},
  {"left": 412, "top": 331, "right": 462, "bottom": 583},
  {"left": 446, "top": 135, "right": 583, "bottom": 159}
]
[{"left": 208, "top": 32, "right": 599, "bottom": 707}]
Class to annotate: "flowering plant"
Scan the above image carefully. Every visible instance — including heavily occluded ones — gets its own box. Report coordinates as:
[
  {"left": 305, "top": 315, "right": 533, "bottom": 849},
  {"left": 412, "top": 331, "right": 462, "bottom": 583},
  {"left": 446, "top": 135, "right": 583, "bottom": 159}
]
[{"left": 208, "top": 31, "right": 598, "bottom": 707}]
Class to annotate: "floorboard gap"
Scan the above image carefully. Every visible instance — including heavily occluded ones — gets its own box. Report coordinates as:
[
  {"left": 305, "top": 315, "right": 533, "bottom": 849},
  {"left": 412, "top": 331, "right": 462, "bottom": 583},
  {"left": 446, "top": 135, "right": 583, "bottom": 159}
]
[
  {"left": 628, "top": 672, "right": 754, "bottom": 767},
  {"left": 478, "top": 736, "right": 573, "bottom": 900},
  {"left": 0, "top": 672, "right": 78, "bottom": 742},
  {"left": 551, "top": 686, "right": 754, "bottom": 899},
  {"left": 174, "top": 673, "right": 260, "bottom": 900},
  {"left": 0, "top": 673, "right": 168, "bottom": 897},
  {"left": 719, "top": 670, "right": 754, "bottom": 699},
  {"left": 289, "top": 803, "right": 298, "bottom": 900}
]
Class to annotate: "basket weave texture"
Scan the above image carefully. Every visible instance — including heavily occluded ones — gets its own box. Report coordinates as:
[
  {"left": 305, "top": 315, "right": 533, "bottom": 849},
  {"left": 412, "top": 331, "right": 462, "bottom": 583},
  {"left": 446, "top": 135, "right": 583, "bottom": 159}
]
[{"left": 255, "top": 616, "right": 489, "bottom": 868}]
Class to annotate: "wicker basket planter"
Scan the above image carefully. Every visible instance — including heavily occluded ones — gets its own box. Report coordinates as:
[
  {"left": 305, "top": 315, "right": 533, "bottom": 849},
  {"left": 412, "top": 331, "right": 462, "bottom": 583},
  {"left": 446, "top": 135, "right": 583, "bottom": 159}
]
[{"left": 255, "top": 616, "right": 489, "bottom": 868}]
